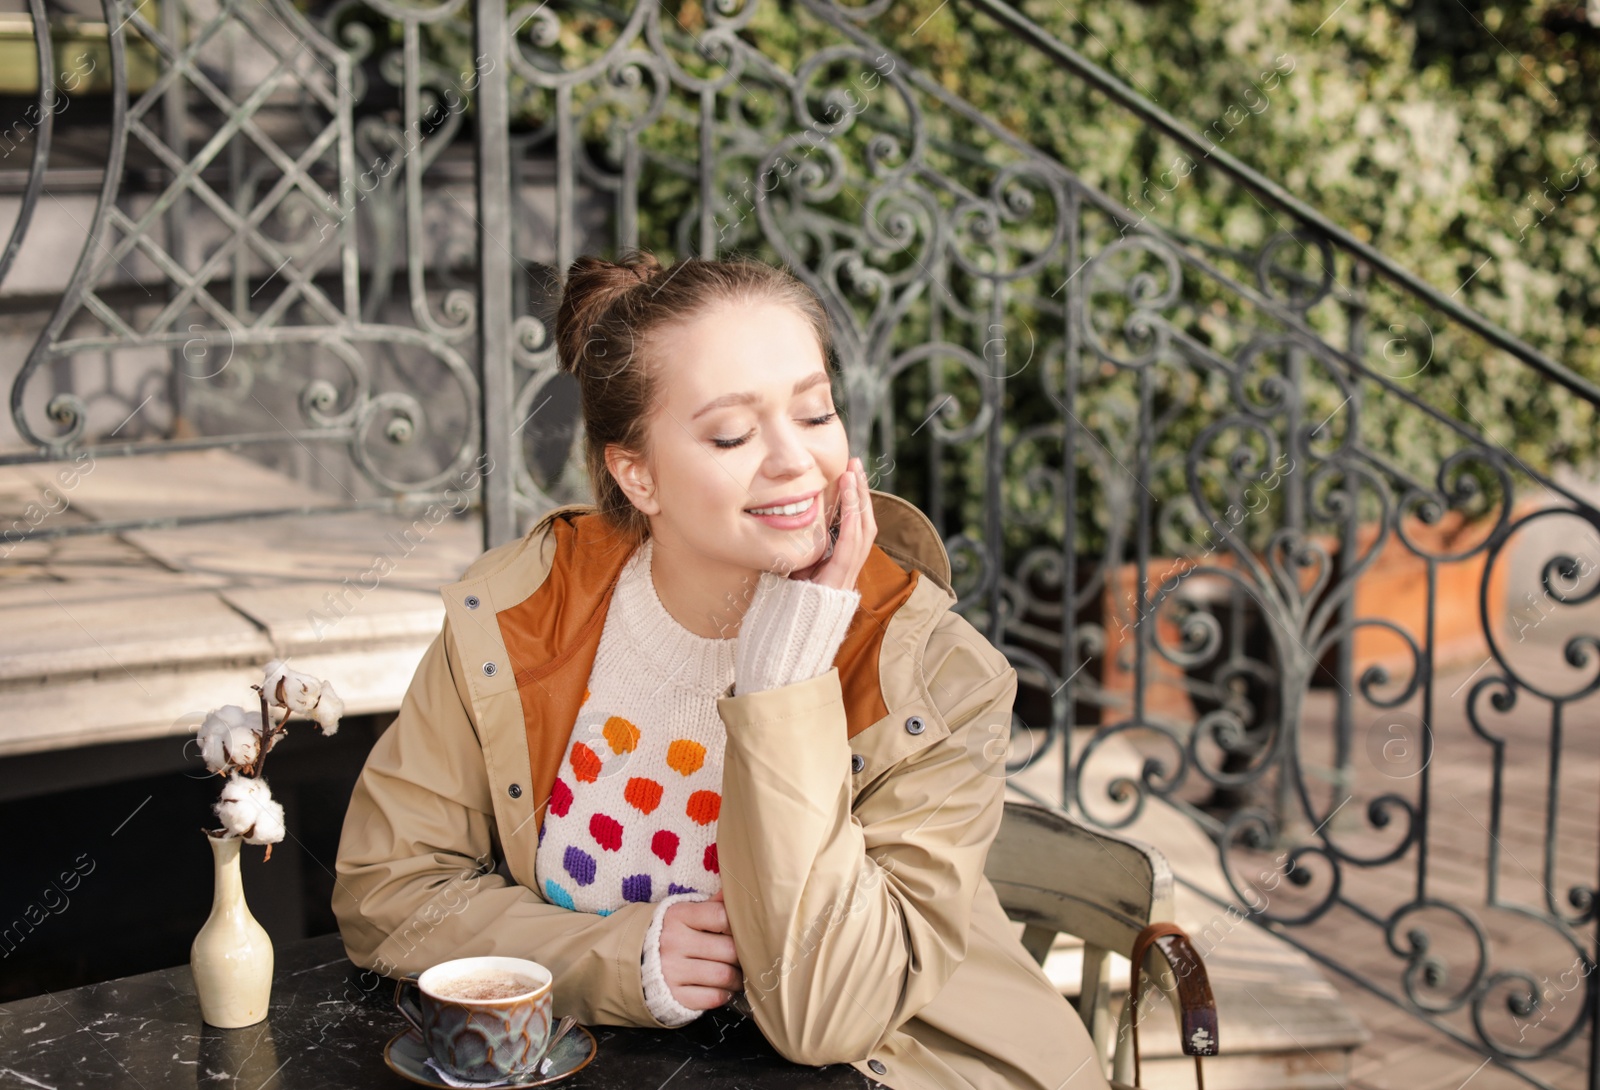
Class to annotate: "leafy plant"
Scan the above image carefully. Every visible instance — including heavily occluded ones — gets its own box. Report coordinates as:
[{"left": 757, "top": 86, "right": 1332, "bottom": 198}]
[{"left": 402, "top": 0, "right": 1596, "bottom": 557}]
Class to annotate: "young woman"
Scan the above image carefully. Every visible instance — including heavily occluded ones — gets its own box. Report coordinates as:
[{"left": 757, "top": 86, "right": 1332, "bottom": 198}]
[{"left": 333, "top": 252, "right": 1109, "bottom": 1090}]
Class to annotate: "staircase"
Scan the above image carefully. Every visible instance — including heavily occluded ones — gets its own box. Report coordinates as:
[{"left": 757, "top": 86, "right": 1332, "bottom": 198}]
[{"left": 3, "top": 0, "right": 1595, "bottom": 1084}]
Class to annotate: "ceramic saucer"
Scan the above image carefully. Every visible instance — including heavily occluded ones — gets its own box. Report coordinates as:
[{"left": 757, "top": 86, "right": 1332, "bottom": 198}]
[{"left": 382, "top": 1024, "right": 598, "bottom": 1088}]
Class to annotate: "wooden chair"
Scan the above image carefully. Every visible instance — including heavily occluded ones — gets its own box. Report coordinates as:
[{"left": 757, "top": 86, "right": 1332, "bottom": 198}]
[{"left": 984, "top": 800, "right": 1218, "bottom": 1087}]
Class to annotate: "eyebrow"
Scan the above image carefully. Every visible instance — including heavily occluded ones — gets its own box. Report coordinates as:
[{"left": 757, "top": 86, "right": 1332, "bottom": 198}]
[{"left": 689, "top": 370, "right": 832, "bottom": 421}]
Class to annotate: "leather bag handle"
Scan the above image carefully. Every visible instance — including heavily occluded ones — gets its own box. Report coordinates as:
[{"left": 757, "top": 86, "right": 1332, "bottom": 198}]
[{"left": 1129, "top": 921, "right": 1218, "bottom": 1089}]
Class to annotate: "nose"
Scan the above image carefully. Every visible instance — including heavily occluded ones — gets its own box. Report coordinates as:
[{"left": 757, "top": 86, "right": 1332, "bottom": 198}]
[{"left": 761, "top": 418, "right": 814, "bottom": 481}]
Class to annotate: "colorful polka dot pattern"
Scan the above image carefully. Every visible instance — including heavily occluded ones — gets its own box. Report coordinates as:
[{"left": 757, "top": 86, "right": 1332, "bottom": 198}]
[
  {"left": 625, "top": 777, "right": 663, "bottom": 814},
  {"left": 564, "top": 845, "right": 596, "bottom": 886},
  {"left": 604, "top": 717, "right": 639, "bottom": 754},
  {"left": 666, "top": 739, "right": 705, "bottom": 775},
  {"left": 535, "top": 711, "right": 724, "bottom": 914},
  {"left": 590, "top": 813, "right": 624, "bottom": 851},
  {"left": 570, "top": 743, "right": 602, "bottom": 783},
  {"left": 687, "top": 790, "right": 720, "bottom": 826},
  {"left": 550, "top": 778, "right": 573, "bottom": 817},
  {"left": 532, "top": 545, "right": 736, "bottom": 918},
  {"left": 652, "top": 830, "right": 678, "bottom": 864}
]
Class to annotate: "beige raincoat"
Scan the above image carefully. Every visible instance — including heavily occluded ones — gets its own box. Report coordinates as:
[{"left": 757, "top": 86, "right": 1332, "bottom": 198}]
[{"left": 333, "top": 490, "right": 1107, "bottom": 1090}]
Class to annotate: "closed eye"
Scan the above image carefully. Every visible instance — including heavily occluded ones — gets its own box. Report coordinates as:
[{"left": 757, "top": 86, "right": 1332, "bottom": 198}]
[{"left": 711, "top": 410, "right": 837, "bottom": 449}]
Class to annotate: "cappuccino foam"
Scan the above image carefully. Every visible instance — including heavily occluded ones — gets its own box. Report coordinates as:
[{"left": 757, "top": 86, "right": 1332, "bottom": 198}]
[{"left": 434, "top": 971, "right": 538, "bottom": 1002}]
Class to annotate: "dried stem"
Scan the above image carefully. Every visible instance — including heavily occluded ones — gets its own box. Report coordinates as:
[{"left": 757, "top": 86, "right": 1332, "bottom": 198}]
[{"left": 251, "top": 685, "right": 279, "bottom": 778}]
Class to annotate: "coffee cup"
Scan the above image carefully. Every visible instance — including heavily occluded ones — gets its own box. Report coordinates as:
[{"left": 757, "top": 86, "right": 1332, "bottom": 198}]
[{"left": 394, "top": 956, "right": 554, "bottom": 1084}]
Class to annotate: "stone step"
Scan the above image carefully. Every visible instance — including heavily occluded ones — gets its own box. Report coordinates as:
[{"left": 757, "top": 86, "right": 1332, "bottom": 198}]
[{"left": 0, "top": 450, "right": 479, "bottom": 759}]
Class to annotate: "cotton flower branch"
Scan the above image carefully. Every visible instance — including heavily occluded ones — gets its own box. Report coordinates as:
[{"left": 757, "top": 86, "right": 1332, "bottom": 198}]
[
  {"left": 215, "top": 773, "right": 286, "bottom": 854},
  {"left": 261, "top": 659, "right": 344, "bottom": 736},
  {"left": 194, "top": 661, "right": 345, "bottom": 861}
]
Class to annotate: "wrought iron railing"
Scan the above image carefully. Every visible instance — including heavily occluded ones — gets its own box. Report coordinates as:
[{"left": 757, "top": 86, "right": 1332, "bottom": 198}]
[{"left": 3, "top": 0, "right": 1596, "bottom": 1083}]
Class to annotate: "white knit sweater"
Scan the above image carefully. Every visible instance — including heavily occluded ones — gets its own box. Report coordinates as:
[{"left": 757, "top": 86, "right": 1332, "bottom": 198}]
[{"left": 532, "top": 536, "right": 861, "bottom": 1026}]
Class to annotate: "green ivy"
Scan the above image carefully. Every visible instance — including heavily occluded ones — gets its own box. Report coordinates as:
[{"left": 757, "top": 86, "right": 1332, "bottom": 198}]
[{"left": 400, "top": 0, "right": 1597, "bottom": 558}]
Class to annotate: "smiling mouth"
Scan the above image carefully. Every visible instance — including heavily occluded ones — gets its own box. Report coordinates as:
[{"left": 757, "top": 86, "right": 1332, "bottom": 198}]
[{"left": 745, "top": 494, "right": 818, "bottom": 517}]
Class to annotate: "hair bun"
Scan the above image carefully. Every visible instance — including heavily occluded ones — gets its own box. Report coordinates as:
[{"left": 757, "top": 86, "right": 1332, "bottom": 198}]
[
  {"left": 555, "top": 249, "right": 662, "bottom": 377},
  {"left": 620, "top": 251, "right": 662, "bottom": 283}
]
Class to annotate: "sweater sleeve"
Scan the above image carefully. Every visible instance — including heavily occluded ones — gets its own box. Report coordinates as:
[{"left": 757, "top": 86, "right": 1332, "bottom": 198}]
[
  {"left": 733, "top": 572, "right": 860, "bottom": 696},
  {"left": 639, "top": 891, "right": 712, "bottom": 1026}
]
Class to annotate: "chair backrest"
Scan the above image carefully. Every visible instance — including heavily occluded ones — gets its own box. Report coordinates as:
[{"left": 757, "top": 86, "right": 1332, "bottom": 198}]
[{"left": 983, "top": 800, "right": 1181, "bottom": 1082}]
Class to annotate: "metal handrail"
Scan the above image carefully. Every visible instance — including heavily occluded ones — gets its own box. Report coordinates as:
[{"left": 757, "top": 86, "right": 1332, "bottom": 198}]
[{"left": 958, "top": 0, "right": 1600, "bottom": 406}]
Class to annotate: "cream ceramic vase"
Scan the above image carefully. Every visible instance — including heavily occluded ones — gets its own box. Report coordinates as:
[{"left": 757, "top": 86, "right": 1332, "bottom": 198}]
[{"left": 190, "top": 833, "right": 274, "bottom": 1027}]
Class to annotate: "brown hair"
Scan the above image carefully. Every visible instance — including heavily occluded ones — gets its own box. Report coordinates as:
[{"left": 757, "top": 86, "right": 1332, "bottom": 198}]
[{"left": 555, "top": 249, "right": 837, "bottom": 544}]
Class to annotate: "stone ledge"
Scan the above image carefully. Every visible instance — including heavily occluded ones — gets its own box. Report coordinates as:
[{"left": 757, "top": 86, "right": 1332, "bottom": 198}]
[{"left": 0, "top": 450, "right": 479, "bottom": 757}]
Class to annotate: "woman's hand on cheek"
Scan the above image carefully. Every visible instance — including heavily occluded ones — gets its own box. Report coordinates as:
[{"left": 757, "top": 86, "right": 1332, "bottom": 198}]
[
  {"left": 659, "top": 889, "right": 744, "bottom": 1010},
  {"left": 788, "top": 457, "right": 875, "bottom": 591}
]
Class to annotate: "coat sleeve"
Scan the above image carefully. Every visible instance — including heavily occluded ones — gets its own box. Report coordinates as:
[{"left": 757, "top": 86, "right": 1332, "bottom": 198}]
[
  {"left": 332, "top": 619, "right": 675, "bottom": 1029},
  {"left": 714, "top": 611, "right": 1016, "bottom": 1066}
]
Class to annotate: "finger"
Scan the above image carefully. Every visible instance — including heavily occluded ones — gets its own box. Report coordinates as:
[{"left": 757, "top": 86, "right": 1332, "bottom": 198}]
[
  {"left": 684, "top": 896, "right": 732, "bottom": 928},
  {"left": 676, "top": 957, "right": 745, "bottom": 992},
  {"left": 842, "top": 460, "right": 861, "bottom": 516},
  {"left": 856, "top": 459, "right": 877, "bottom": 542},
  {"left": 821, "top": 464, "right": 861, "bottom": 579},
  {"left": 673, "top": 984, "right": 734, "bottom": 1011},
  {"left": 679, "top": 901, "right": 732, "bottom": 935},
  {"left": 837, "top": 461, "right": 869, "bottom": 571},
  {"left": 669, "top": 929, "right": 737, "bottom": 966},
  {"left": 855, "top": 463, "right": 874, "bottom": 544}
]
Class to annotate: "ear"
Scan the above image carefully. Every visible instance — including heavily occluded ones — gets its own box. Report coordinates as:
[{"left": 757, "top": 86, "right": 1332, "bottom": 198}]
[{"left": 604, "top": 442, "right": 660, "bottom": 517}]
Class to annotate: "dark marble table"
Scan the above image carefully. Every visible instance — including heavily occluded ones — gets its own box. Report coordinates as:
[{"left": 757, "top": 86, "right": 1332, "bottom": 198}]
[{"left": 0, "top": 933, "right": 879, "bottom": 1089}]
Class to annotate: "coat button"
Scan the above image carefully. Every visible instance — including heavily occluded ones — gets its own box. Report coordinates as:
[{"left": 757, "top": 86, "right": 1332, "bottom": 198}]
[
  {"left": 904, "top": 715, "right": 925, "bottom": 735},
  {"left": 464, "top": 594, "right": 480, "bottom": 610},
  {"left": 508, "top": 784, "right": 522, "bottom": 799},
  {"left": 851, "top": 753, "right": 865, "bottom": 774},
  {"left": 868, "top": 1058, "right": 887, "bottom": 1075},
  {"left": 482, "top": 662, "right": 498, "bottom": 677}
]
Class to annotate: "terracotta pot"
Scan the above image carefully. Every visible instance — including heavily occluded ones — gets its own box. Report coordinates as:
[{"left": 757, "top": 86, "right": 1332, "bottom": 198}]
[
  {"left": 1344, "top": 514, "right": 1511, "bottom": 676},
  {"left": 190, "top": 833, "right": 273, "bottom": 1028},
  {"left": 1099, "top": 558, "right": 1205, "bottom": 727}
]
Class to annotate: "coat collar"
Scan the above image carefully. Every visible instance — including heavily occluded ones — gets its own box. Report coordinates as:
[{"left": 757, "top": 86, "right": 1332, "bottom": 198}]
[{"left": 446, "top": 490, "right": 955, "bottom": 837}]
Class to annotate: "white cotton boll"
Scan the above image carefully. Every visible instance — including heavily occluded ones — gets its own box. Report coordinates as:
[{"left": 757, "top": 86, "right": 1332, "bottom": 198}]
[
  {"left": 214, "top": 773, "right": 284, "bottom": 845},
  {"left": 197, "top": 706, "right": 260, "bottom": 773},
  {"left": 245, "top": 795, "right": 286, "bottom": 846},
  {"left": 216, "top": 705, "right": 261, "bottom": 769},
  {"left": 263, "top": 660, "right": 324, "bottom": 715},
  {"left": 311, "top": 681, "right": 344, "bottom": 736},
  {"left": 225, "top": 724, "right": 259, "bottom": 769},
  {"left": 197, "top": 717, "right": 229, "bottom": 773},
  {"left": 214, "top": 773, "right": 264, "bottom": 836}
]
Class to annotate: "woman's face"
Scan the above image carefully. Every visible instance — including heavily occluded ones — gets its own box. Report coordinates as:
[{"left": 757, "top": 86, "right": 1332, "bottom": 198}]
[{"left": 618, "top": 299, "right": 849, "bottom": 581}]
